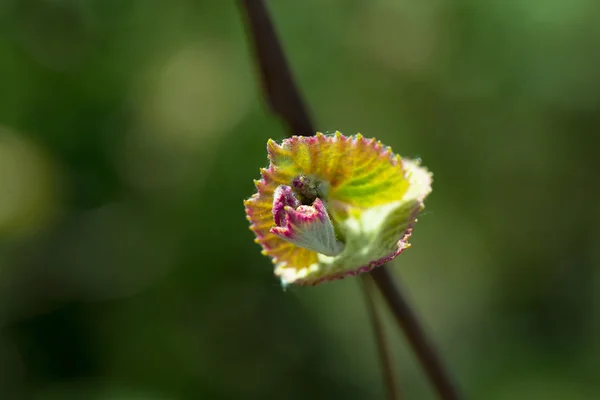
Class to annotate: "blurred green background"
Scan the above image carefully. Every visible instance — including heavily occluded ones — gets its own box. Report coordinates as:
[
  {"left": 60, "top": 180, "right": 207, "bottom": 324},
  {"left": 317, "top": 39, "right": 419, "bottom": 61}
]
[{"left": 0, "top": 0, "right": 599, "bottom": 399}]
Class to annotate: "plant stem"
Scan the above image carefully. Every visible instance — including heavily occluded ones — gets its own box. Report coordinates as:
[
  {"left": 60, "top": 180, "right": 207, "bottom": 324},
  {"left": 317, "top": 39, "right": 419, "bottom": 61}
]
[
  {"left": 362, "top": 275, "right": 401, "bottom": 400},
  {"left": 238, "top": 1, "right": 462, "bottom": 399},
  {"left": 239, "top": 0, "right": 314, "bottom": 135},
  {"left": 371, "top": 267, "right": 461, "bottom": 400}
]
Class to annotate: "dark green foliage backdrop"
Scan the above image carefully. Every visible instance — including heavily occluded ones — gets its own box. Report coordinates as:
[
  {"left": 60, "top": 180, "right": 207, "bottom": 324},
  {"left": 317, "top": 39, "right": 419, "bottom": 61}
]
[{"left": 0, "top": 1, "right": 599, "bottom": 399}]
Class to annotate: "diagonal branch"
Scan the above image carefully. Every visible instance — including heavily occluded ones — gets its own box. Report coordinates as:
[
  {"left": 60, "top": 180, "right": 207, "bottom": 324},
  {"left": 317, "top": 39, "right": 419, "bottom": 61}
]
[
  {"left": 239, "top": 0, "right": 314, "bottom": 136},
  {"left": 237, "top": 1, "right": 462, "bottom": 399},
  {"left": 371, "top": 267, "right": 461, "bottom": 400}
]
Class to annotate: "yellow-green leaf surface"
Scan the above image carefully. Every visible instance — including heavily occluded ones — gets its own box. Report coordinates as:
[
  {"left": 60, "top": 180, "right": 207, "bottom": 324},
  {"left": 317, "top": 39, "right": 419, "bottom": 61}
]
[{"left": 244, "top": 132, "right": 432, "bottom": 286}]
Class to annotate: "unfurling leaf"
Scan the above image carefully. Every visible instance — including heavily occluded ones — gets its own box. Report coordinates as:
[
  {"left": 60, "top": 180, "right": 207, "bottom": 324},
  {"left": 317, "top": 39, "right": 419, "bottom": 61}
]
[{"left": 244, "top": 132, "right": 432, "bottom": 286}]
